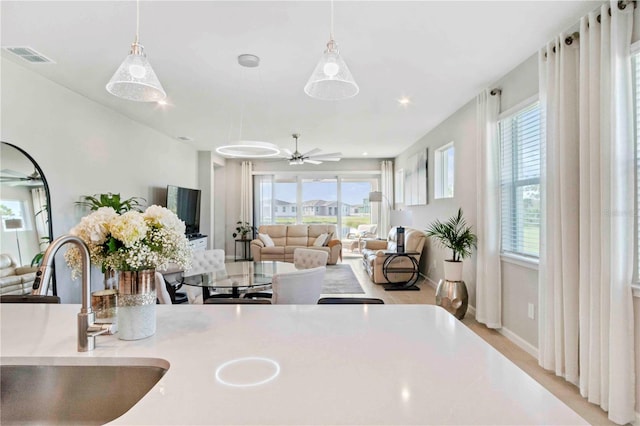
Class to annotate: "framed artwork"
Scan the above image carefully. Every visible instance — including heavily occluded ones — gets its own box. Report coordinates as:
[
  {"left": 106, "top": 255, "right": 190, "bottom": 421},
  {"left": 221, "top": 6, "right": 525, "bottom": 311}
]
[{"left": 404, "top": 148, "right": 428, "bottom": 206}]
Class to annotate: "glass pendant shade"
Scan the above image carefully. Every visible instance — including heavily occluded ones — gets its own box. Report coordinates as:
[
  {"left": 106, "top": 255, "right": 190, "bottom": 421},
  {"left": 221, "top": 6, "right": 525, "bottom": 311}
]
[
  {"left": 304, "top": 39, "right": 359, "bottom": 101},
  {"left": 106, "top": 43, "right": 166, "bottom": 102}
]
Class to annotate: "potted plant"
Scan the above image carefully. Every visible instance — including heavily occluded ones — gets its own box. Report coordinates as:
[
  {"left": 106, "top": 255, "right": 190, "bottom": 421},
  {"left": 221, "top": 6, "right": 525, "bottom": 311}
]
[
  {"left": 77, "top": 192, "right": 145, "bottom": 213},
  {"left": 232, "top": 221, "right": 255, "bottom": 240},
  {"left": 425, "top": 208, "right": 477, "bottom": 282}
]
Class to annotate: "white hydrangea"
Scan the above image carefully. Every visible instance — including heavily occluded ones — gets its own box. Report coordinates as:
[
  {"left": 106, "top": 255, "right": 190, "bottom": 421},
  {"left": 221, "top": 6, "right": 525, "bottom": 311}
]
[
  {"left": 110, "top": 211, "right": 148, "bottom": 248},
  {"left": 70, "top": 207, "right": 118, "bottom": 245},
  {"left": 143, "top": 204, "right": 185, "bottom": 233}
]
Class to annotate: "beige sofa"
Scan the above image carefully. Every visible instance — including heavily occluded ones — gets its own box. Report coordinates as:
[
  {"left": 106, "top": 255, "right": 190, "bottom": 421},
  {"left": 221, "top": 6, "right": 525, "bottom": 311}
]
[
  {"left": 0, "top": 254, "right": 38, "bottom": 296},
  {"left": 250, "top": 224, "right": 342, "bottom": 265},
  {"left": 361, "top": 227, "right": 426, "bottom": 284}
]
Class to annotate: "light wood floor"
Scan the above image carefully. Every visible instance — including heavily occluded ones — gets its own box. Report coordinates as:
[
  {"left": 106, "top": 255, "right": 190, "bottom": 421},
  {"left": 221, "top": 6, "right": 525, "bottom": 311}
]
[{"left": 339, "top": 253, "right": 618, "bottom": 426}]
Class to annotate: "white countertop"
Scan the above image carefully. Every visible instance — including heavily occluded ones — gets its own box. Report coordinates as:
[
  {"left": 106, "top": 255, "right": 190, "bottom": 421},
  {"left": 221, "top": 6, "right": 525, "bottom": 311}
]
[{"left": 1, "top": 304, "right": 587, "bottom": 425}]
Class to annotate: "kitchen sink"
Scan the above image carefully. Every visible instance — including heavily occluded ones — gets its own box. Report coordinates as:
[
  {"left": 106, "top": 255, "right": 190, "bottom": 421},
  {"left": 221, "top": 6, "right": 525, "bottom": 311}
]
[{"left": 1, "top": 357, "right": 169, "bottom": 425}]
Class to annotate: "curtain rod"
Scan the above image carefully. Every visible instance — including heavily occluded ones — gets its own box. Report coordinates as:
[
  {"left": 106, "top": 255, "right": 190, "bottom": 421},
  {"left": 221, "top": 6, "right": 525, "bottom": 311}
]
[{"left": 546, "top": 0, "right": 636, "bottom": 56}]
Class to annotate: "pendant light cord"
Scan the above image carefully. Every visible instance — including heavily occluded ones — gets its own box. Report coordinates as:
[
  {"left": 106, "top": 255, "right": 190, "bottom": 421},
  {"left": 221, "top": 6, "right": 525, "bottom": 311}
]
[
  {"left": 330, "top": 0, "right": 334, "bottom": 40},
  {"left": 135, "top": 0, "right": 140, "bottom": 43}
]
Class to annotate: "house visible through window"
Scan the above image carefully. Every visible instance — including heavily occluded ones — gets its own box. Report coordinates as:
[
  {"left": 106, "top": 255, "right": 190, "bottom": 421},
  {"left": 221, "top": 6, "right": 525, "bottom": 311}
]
[
  {"left": 434, "top": 142, "right": 454, "bottom": 199},
  {"left": 499, "top": 101, "right": 542, "bottom": 258}
]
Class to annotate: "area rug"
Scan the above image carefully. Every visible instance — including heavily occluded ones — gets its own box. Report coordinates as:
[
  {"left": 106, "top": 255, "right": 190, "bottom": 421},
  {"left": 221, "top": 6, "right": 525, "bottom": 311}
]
[{"left": 322, "top": 264, "right": 365, "bottom": 294}]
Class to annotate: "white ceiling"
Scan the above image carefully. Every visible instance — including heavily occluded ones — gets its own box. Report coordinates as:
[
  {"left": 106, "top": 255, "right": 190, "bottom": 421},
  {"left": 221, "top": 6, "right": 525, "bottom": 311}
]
[{"left": 1, "top": 1, "right": 601, "bottom": 159}]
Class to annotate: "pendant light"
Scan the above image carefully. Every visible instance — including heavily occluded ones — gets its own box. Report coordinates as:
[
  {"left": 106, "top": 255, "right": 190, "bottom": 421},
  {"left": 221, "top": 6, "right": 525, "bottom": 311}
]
[
  {"left": 106, "top": 0, "right": 166, "bottom": 102},
  {"left": 304, "top": 0, "right": 359, "bottom": 101},
  {"left": 215, "top": 55, "right": 281, "bottom": 158}
]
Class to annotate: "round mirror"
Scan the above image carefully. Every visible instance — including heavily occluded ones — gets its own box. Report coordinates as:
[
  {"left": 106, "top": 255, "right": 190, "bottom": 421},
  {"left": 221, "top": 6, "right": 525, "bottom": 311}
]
[{"left": 0, "top": 142, "right": 55, "bottom": 295}]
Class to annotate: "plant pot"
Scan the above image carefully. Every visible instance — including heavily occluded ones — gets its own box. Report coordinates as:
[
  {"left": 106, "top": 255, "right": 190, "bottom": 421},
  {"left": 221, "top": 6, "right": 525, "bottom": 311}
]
[
  {"left": 443, "top": 260, "right": 463, "bottom": 282},
  {"left": 435, "top": 279, "right": 469, "bottom": 320}
]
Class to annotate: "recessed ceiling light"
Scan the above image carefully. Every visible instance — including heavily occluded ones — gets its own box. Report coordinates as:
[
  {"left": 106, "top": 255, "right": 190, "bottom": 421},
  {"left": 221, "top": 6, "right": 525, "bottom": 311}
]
[
  {"left": 362, "top": 152, "right": 368, "bottom": 156},
  {"left": 398, "top": 96, "right": 411, "bottom": 106},
  {"left": 176, "top": 136, "right": 193, "bottom": 142}
]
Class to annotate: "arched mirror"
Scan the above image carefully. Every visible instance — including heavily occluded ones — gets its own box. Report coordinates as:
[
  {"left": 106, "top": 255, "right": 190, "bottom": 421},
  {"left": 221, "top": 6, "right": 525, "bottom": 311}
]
[{"left": 0, "top": 142, "right": 55, "bottom": 295}]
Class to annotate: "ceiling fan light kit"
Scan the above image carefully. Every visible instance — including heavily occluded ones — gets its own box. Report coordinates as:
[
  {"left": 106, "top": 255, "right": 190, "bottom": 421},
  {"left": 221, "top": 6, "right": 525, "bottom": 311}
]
[
  {"left": 106, "top": 0, "right": 166, "bottom": 102},
  {"left": 283, "top": 134, "right": 341, "bottom": 165}
]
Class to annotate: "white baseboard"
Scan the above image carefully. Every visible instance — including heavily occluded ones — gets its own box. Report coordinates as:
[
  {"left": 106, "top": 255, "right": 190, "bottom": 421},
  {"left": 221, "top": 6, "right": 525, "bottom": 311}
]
[{"left": 497, "top": 326, "right": 539, "bottom": 358}]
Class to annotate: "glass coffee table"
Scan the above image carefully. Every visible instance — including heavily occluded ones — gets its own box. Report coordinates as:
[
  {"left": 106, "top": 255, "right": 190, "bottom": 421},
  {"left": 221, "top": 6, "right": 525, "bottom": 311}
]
[{"left": 181, "top": 261, "right": 297, "bottom": 301}]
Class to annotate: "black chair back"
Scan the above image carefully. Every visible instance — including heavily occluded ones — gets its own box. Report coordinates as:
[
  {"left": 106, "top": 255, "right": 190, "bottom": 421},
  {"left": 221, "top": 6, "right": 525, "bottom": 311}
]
[
  {"left": 318, "top": 297, "right": 384, "bottom": 304},
  {"left": 0, "top": 295, "right": 61, "bottom": 304},
  {"left": 204, "top": 298, "right": 271, "bottom": 305}
]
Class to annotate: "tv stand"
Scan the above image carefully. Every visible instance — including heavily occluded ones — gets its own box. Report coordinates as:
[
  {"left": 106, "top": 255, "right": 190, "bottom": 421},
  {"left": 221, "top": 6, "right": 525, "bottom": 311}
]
[{"left": 187, "top": 235, "right": 207, "bottom": 251}]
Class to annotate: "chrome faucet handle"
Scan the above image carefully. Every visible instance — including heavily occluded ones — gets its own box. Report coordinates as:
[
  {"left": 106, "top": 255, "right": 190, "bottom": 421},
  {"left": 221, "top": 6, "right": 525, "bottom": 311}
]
[{"left": 87, "top": 323, "right": 118, "bottom": 336}]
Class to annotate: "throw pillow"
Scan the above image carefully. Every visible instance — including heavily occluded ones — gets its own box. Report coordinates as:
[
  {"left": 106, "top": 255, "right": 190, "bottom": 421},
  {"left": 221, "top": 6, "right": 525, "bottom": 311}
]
[
  {"left": 313, "top": 233, "right": 328, "bottom": 247},
  {"left": 258, "top": 233, "right": 275, "bottom": 247},
  {"left": 323, "top": 232, "right": 334, "bottom": 246}
]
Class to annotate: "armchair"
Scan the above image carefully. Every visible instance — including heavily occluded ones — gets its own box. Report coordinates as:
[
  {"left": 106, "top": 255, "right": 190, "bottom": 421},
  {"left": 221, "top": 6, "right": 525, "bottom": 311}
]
[
  {"left": 342, "top": 224, "right": 377, "bottom": 252},
  {"left": 361, "top": 227, "right": 426, "bottom": 284}
]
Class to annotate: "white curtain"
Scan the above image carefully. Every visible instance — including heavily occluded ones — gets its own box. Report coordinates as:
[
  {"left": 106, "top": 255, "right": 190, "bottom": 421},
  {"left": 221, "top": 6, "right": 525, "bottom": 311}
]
[
  {"left": 539, "top": 2, "right": 635, "bottom": 423},
  {"left": 475, "top": 89, "right": 502, "bottom": 329},
  {"left": 240, "top": 161, "right": 253, "bottom": 227},
  {"left": 577, "top": 5, "right": 635, "bottom": 423},
  {"left": 380, "top": 160, "right": 394, "bottom": 236},
  {"left": 538, "top": 29, "right": 581, "bottom": 386}
]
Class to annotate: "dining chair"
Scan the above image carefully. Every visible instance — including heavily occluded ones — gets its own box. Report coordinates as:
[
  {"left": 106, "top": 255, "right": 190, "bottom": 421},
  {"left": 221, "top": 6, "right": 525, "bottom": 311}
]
[
  {"left": 154, "top": 272, "right": 173, "bottom": 305},
  {"left": 293, "top": 248, "right": 329, "bottom": 269},
  {"left": 182, "top": 249, "right": 226, "bottom": 304},
  {"left": 204, "top": 298, "right": 271, "bottom": 305},
  {"left": 317, "top": 297, "right": 384, "bottom": 304},
  {"left": 271, "top": 266, "right": 326, "bottom": 304}
]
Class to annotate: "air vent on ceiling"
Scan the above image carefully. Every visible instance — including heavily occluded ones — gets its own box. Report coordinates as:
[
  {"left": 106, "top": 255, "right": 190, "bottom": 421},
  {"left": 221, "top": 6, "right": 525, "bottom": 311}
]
[{"left": 4, "top": 46, "right": 54, "bottom": 64}]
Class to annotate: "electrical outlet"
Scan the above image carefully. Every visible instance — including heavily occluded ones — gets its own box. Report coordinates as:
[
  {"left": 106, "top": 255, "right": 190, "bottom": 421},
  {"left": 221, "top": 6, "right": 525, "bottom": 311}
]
[{"left": 527, "top": 303, "right": 535, "bottom": 320}]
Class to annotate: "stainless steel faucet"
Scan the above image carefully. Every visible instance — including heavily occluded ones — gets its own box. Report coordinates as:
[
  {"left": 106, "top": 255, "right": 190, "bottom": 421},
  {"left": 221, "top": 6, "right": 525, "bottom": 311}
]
[{"left": 32, "top": 235, "right": 115, "bottom": 352}]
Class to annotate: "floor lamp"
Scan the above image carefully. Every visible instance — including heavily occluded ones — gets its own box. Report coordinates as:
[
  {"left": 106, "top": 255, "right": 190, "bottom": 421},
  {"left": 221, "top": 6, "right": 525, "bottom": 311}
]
[{"left": 4, "top": 218, "right": 24, "bottom": 266}]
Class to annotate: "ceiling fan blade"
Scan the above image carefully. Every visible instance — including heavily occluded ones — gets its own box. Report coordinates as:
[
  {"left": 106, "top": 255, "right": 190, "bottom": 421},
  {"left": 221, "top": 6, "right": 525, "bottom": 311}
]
[
  {"left": 308, "top": 152, "right": 342, "bottom": 158},
  {"left": 301, "top": 148, "right": 321, "bottom": 157},
  {"left": 283, "top": 148, "right": 293, "bottom": 157},
  {"left": 313, "top": 158, "right": 341, "bottom": 162},
  {"left": 305, "top": 159, "right": 322, "bottom": 165}
]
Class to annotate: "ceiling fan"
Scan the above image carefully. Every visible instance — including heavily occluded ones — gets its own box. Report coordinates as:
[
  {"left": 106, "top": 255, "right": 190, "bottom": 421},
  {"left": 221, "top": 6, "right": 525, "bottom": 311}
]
[
  {"left": 282, "top": 134, "right": 341, "bottom": 165},
  {"left": 0, "top": 169, "right": 43, "bottom": 186}
]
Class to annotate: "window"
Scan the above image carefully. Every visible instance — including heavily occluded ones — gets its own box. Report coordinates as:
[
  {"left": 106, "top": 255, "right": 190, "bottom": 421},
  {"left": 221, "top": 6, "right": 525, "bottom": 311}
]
[
  {"left": 499, "top": 101, "right": 542, "bottom": 258},
  {"left": 254, "top": 175, "right": 377, "bottom": 238},
  {"left": 434, "top": 142, "right": 454, "bottom": 199}
]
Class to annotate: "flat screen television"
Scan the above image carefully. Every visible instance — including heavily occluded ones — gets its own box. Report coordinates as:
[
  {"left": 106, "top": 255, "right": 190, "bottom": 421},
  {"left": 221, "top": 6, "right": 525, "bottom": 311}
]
[{"left": 166, "top": 185, "right": 201, "bottom": 238}]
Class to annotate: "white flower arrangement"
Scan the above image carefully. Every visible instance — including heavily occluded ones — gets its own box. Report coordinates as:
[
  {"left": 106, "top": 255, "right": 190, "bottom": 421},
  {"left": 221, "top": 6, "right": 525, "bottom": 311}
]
[{"left": 64, "top": 205, "right": 192, "bottom": 278}]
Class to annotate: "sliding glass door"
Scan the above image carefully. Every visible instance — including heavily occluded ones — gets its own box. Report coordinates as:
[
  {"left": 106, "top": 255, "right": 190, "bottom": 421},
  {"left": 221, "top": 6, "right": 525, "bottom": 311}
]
[
  {"left": 302, "top": 178, "right": 338, "bottom": 225},
  {"left": 340, "top": 179, "right": 374, "bottom": 238}
]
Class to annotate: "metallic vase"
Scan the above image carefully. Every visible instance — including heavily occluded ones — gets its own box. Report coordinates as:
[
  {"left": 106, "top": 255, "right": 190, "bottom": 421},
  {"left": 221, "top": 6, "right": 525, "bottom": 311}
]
[
  {"left": 435, "top": 279, "right": 469, "bottom": 320},
  {"left": 117, "top": 269, "right": 156, "bottom": 340}
]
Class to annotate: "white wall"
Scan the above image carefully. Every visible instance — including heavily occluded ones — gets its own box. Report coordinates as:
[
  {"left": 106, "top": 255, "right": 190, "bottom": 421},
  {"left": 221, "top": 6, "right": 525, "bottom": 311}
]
[{"left": 1, "top": 58, "right": 198, "bottom": 302}]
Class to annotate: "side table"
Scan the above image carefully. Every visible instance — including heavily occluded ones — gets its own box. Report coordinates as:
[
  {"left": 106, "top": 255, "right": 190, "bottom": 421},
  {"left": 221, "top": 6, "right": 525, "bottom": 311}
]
[
  {"left": 382, "top": 252, "right": 420, "bottom": 291},
  {"left": 234, "top": 239, "right": 252, "bottom": 262}
]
